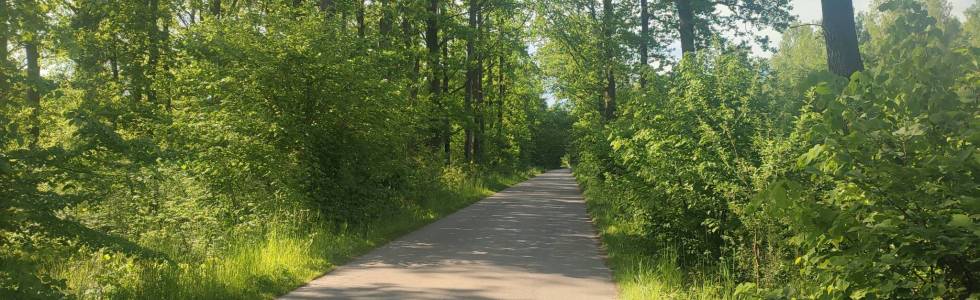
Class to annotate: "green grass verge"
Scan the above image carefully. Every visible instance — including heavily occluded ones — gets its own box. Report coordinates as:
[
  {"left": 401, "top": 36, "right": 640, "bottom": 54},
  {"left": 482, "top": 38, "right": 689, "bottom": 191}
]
[
  {"left": 577, "top": 175, "right": 741, "bottom": 300},
  {"left": 52, "top": 169, "right": 538, "bottom": 299}
]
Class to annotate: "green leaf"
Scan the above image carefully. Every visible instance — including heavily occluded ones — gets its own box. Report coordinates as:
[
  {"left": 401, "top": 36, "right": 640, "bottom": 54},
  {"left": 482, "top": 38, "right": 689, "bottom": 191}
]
[
  {"left": 850, "top": 289, "right": 869, "bottom": 299},
  {"left": 0, "top": 158, "right": 10, "bottom": 174},
  {"left": 797, "top": 144, "right": 825, "bottom": 169},
  {"left": 949, "top": 214, "right": 972, "bottom": 228},
  {"left": 770, "top": 182, "right": 789, "bottom": 209},
  {"left": 813, "top": 83, "right": 832, "bottom": 95},
  {"left": 893, "top": 123, "right": 925, "bottom": 138}
]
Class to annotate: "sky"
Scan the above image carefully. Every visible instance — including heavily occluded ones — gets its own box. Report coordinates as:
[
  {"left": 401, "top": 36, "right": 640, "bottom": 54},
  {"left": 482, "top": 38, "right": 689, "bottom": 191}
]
[
  {"left": 662, "top": 0, "right": 975, "bottom": 58},
  {"left": 542, "top": 0, "right": 976, "bottom": 105},
  {"left": 755, "top": 0, "right": 975, "bottom": 57}
]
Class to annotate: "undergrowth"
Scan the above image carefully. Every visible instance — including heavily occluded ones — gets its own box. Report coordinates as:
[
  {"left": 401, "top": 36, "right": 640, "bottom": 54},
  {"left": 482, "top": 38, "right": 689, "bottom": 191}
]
[{"left": 37, "top": 169, "right": 536, "bottom": 300}]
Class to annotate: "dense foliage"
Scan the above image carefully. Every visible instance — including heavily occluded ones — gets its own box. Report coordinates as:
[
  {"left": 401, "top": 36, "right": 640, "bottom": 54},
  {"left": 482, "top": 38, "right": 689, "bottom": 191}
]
[
  {"left": 0, "top": 0, "right": 565, "bottom": 298},
  {"left": 540, "top": 0, "right": 979, "bottom": 298},
  {"left": 4, "top": 0, "right": 978, "bottom": 298}
]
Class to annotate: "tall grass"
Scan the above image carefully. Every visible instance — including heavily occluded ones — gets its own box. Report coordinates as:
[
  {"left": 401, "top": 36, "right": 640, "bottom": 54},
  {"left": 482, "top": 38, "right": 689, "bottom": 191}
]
[
  {"left": 579, "top": 177, "right": 744, "bottom": 300},
  {"left": 49, "top": 169, "right": 537, "bottom": 299}
]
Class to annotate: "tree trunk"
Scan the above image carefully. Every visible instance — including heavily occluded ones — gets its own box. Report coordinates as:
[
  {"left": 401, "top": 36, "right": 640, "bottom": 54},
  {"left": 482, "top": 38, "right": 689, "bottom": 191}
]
[
  {"left": 379, "top": 0, "right": 393, "bottom": 48},
  {"left": 821, "top": 0, "right": 864, "bottom": 78},
  {"left": 442, "top": 38, "right": 451, "bottom": 164},
  {"left": 210, "top": 0, "right": 221, "bottom": 18},
  {"left": 404, "top": 9, "right": 419, "bottom": 103},
  {"left": 425, "top": 0, "right": 442, "bottom": 150},
  {"left": 497, "top": 54, "right": 505, "bottom": 143},
  {"left": 602, "top": 0, "right": 616, "bottom": 121},
  {"left": 604, "top": 70, "right": 616, "bottom": 121},
  {"left": 464, "top": 0, "right": 479, "bottom": 163},
  {"left": 639, "top": 0, "right": 649, "bottom": 88},
  {"left": 356, "top": 0, "right": 365, "bottom": 37},
  {"left": 0, "top": 0, "right": 8, "bottom": 90},
  {"left": 147, "top": 0, "right": 162, "bottom": 104},
  {"left": 475, "top": 53, "right": 485, "bottom": 164},
  {"left": 319, "top": 0, "right": 333, "bottom": 13},
  {"left": 675, "top": 0, "right": 695, "bottom": 54},
  {"left": 474, "top": 9, "right": 486, "bottom": 164},
  {"left": 26, "top": 41, "right": 41, "bottom": 149},
  {"left": 161, "top": 19, "right": 171, "bottom": 109}
]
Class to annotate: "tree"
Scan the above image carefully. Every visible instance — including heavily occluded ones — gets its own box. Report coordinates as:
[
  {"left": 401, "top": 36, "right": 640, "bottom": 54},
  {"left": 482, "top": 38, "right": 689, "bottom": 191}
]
[
  {"left": 667, "top": 0, "right": 792, "bottom": 54},
  {"left": 675, "top": 0, "right": 695, "bottom": 53},
  {"left": 964, "top": 2, "right": 980, "bottom": 47},
  {"left": 0, "top": 0, "right": 553, "bottom": 297},
  {"left": 601, "top": 0, "right": 616, "bottom": 121},
  {"left": 21, "top": 0, "right": 42, "bottom": 149},
  {"left": 426, "top": 0, "right": 443, "bottom": 152},
  {"left": 465, "top": 0, "right": 481, "bottom": 162},
  {"left": 821, "top": 0, "right": 864, "bottom": 77},
  {"left": 379, "top": 0, "right": 393, "bottom": 48},
  {"left": 210, "top": 0, "right": 220, "bottom": 18},
  {"left": 0, "top": 0, "right": 8, "bottom": 91},
  {"left": 357, "top": 0, "right": 365, "bottom": 37},
  {"left": 639, "top": 0, "right": 649, "bottom": 88}
]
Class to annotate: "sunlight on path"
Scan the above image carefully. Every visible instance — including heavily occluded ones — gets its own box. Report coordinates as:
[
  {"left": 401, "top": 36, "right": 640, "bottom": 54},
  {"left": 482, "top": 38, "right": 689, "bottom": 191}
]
[{"left": 279, "top": 169, "right": 617, "bottom": 300}]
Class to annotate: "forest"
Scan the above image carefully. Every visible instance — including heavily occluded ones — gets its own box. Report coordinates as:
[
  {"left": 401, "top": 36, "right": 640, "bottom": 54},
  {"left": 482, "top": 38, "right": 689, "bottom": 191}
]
[
  {"left": 541, "top": 0, "right": 979, "bottom": 298},
  {"left": 1, "top": 0, "right": 567, "bottom": 298},
  {"left": 1, "top": 0, "right": 978, "bottom": 299}
]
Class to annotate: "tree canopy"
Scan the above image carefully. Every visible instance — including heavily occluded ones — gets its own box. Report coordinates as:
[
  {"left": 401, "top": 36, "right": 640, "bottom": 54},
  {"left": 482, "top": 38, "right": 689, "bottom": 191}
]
[{"left": 2, "top": 0, "right": 978, "bottom": 299}]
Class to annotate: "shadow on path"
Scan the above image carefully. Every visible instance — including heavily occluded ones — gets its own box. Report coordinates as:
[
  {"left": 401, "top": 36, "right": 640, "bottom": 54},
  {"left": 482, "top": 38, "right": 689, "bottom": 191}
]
[{"left": 279, "top": 169, "right": 617, "bottom": 300}]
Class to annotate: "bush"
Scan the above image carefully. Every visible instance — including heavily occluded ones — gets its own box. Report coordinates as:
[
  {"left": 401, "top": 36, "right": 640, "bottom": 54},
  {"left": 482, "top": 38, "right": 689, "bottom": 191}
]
[{"left": 755, "top": 3, "right": 979, "bottom": 297}]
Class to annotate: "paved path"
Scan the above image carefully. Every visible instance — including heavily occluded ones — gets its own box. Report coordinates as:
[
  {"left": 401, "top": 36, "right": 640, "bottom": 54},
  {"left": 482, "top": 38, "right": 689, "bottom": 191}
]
[{"left": 279, "top": 169, "right": 617, "bottom": 300}]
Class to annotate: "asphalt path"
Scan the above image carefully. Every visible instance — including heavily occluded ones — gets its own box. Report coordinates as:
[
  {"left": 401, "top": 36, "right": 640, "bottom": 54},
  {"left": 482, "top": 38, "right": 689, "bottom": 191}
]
[{"left": 279, "top": 169, "right": 617, "bottom": 300}]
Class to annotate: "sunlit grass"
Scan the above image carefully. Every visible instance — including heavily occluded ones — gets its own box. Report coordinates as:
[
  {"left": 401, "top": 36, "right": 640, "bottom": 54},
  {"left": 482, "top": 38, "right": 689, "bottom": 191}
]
[
  {"left": 580, "top": 178, "right": 742, "bottom": 300},
  {"left": 48, "top": 169, "right": 538, "bottom": 299}
]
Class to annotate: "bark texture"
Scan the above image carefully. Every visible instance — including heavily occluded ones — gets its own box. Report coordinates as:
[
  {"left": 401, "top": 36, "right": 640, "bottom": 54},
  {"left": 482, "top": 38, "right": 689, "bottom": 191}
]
[
  {"left": 640, "top": 0, "right": 649, "bottom": 88},
  {"left": 676, "top": 0, "right": 695, "bottom": 54},
  {"left": 26, "top": 41, "right": 41, "bottom": 149},
  {"left": 821, "top": 0, "right": 864, "bottom": 78},
  {"left": 601, "top": 0, "right": 616, "bottom": 121}
]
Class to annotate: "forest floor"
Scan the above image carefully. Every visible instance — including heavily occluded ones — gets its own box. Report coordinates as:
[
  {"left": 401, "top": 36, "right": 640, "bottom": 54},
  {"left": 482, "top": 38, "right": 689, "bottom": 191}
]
[{"left": 278, "top": 169, "right": 617, "bottom": 300}]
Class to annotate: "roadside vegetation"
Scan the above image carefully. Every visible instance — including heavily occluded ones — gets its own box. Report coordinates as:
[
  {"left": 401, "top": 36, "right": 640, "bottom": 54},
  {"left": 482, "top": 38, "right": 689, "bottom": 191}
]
[
  {"left": 540, "top": 0, "right": 979, "bottom": 298},
  {"left": 4, "top": 0, "right": 978, "bottom": 299},
  {"left": 0, "top": 1, "right": 564, "bottom": 298}
]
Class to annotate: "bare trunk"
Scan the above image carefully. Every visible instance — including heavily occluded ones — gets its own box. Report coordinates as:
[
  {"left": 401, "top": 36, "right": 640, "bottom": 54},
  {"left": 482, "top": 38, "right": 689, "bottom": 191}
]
[
  {"left": 639, "top": 0, "right": 649, "bottom": 88},
  {"left": 356, "top": 0, "right": 365, "bottom": 37},
  {"left": 379, "top": 0, "right": 393, "bottom": 48},
  {"left": 26, "top": 41, "right": 41, "bottom": 149},
  {"left": 147, "top": 0, "right": 162, "bottom": 104},
  {"left": 821, "top": 0, "right": 864, "bottom": 78},
  {"left": 602, "top": 0, "right": 616, "bottom": 121},
  {"left": 426, "top": 0, "right": 443, "bottom": 150},
  {"left": 604, "top": 70, "right": 616, "bottom": 121},
  {"left": 161, "top": 19, "right": 171, "bottom": 108},
  {"left": 319, "top": 0, "right": 333, "bottom": 13},
  {"left": 464, "top": 0, "right": 479, "bottom": 163},
  {"left": 0, "top": 0, "right": 8, "bottom": 90},
  {"left": 442, "top": 39, "right": 451, "bottom": 164},
  {"left": 474, "top": 9, "right": 485, "bottom": 164},
  {"left": 676, "top": 0, "right": 695, "bottom": 54},
  {"left": 404, "top": 11, "right": 419, "bottom": 102},
  {"left": 497, "top": 54, "right": 505, "bottom": 142},
  {"left": 475, "top": 54, "right": 485, "bottom": 164},
  {"left": 210, "top": 0, "right": 221, "bottom": 18}
]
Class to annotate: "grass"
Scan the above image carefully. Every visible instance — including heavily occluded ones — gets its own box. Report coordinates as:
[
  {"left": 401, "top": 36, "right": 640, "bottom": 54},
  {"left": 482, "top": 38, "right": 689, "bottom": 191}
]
[
  {"left": 49, "top": 169, "right": 538, "bottom": 299},
  {"left": 578, "top": 176, "right": 743, "bottom": 300}
]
